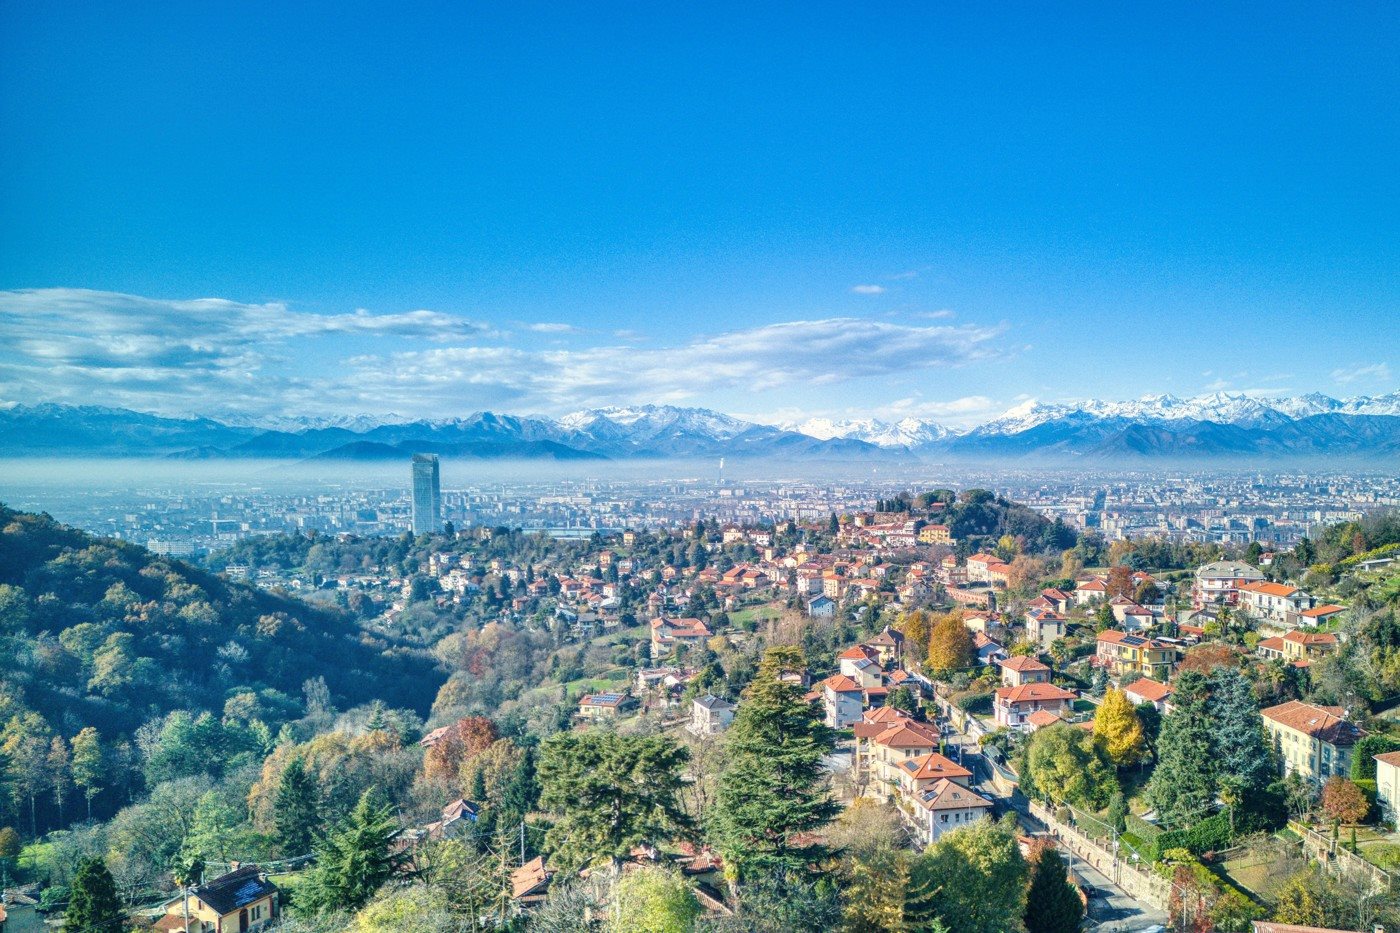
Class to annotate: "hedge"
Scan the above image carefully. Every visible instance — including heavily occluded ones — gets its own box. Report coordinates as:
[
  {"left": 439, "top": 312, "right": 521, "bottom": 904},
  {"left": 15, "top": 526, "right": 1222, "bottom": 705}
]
[
  {"left": 955, "top": 692, "right": 993, "bottom": 715},
  {"left": 1156, "top": 813, "right": 1233, "bottom": 856}
]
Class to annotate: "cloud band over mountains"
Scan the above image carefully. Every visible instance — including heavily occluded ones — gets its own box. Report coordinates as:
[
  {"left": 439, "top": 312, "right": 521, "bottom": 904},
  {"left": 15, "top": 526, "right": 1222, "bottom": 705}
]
[{"left": 0, "top": 288, "right": 1007, "bottom": 422}]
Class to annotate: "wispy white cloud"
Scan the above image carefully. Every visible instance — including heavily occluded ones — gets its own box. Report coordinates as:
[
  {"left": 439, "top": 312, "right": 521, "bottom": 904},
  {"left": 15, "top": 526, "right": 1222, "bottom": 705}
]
[
  {"left": 1333, "top": 362, "right": 1392, "bottom": 385},
  {"left": 850, "top": 284, "right": 886, "bottom": 295},
  {"left": 0, "top": 288, "right": 1011, "bottom": 421},
  {"left": 340, "top": 317, "right": 1008, "bottom": 416},
  {"left": 526, "top": 322, "right": 583, "bottom": 334}
]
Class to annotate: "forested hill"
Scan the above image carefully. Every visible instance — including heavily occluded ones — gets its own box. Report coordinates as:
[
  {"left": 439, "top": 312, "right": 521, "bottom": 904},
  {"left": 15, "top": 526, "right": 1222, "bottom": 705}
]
[
  {"left": 0, "top": 503, "right": 442, "bottom": 742},
  {"left": 880, "top": 488, "right": 1078, "bottom": 555}
]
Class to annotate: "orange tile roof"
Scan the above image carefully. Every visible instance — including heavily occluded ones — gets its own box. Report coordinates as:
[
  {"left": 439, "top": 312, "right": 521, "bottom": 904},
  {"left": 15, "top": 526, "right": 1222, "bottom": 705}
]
[
  {"left": 898, "top": 751, "right": 973, "bottom": 781},
  {"left": 999, "top": 655, "right": 1050, "bottom": 672},
  {"left": 873, "top": 720, "right": 942, "bottom": 749},
  {"left": 822, "top": 674, "right": 863, "bottom": 693},
  {"left": 1026, "top": 710, "right": 1063, "bottom": 727},
  {"left": 1257, "top": 636, "right": 1287, "bottom": 651},
  {"left": 1301, "top": 604, "right": 1345, "bottom": 618},
  {"left": 863, "top": 705, "right": 911, "bottom": 724},
  {"left": 1124, "top": 679, "right": 1173, "bottom": 702},
  {"left": 1238, "top": 581, "right": 1301, "bottom": 597},
  {"left": 1282, "top": 630, "right": 1338, "bottom": 646},
  {"left": 1261, "top": 700, "right": 1365, "bottom": 744},
  {"left": 996, "top": 683, "right": 1077, "bottom": 703},
  {"left": 1374, "top": 751, "right": 1400, "bottom": 768}
]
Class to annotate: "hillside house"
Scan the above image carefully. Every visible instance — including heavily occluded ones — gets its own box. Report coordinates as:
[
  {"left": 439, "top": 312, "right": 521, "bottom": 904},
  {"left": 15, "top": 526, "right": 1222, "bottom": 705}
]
[
  {"left": 1237, "top": 581, "right": 1313, "bottom": 625},
  {"left": 1193, "top": 560, "right": 1265, "bottom": 609},
  {"left": 154, "top": 865, "right": 279, "bottom": 933},
  {"left": 816, "top": 674, "right": 864, "bottom": 728},
  {"left": 689, "top": 695, "right": 737, "bottom": 736},
  {"left": 910, "top": 780, "right": 994, "bottom": 847},
  {"left": 1025, "top": 608, "right": 1067, "bottom": 650},
  {"left": 1095, "top": 630, "right": 1177, "bottom": 680},
  {"left": 994, "top": 682, "right": 1077, "bottom": 732},
  {"left": 577, "top": 692, "right": 637, "bottom": 721},
  {"left": 650, "top": 617, "right": 712, "bottom": 659},
  {"left": 998, "top": 655, "right": 1050, "bottom": 688},
  {"left": 1123, "top": 678, "right": 1173, "bottom": 711},
  {"left": 1261, "top": 699, "right": 1365, "bottom": 785},
  {"left": 1298, "top": 604, "right": 1346, "bottom": 627},
  {"left": 974, "top": 632, "right": 1008, "bottom": 666}
]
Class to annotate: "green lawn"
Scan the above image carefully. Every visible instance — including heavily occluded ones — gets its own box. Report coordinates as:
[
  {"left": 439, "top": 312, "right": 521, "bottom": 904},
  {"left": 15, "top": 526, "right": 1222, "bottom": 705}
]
[{"left": 728, "top": 605, "right": 783, "bottom": 625}]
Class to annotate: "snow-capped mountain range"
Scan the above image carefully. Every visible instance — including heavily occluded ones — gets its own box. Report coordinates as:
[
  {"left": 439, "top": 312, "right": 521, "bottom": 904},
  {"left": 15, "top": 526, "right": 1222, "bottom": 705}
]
[{"left": 2, "top": 392, "right": 1399, "bottom": 461}]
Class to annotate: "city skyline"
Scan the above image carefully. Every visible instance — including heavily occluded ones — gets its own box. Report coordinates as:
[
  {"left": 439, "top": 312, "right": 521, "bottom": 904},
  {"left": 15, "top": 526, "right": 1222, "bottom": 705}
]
[{"left": 2, "top": 5, "right": 1397, "bottom": 425}]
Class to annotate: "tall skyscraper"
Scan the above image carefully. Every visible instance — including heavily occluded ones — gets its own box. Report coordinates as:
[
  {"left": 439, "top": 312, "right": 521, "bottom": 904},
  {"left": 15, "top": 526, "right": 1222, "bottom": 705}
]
[{"left": 411, "top": 453, "right": 441, "bottom": 535}]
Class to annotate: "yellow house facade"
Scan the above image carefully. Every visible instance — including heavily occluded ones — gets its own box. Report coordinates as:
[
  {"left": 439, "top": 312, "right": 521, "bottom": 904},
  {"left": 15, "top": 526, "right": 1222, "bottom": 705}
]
[
  {"left": 154, "top": 865, "right": 279, "bottom": 933},
  {"left": 1261, "top": 700, "right": 1365, "bottom": 785}
]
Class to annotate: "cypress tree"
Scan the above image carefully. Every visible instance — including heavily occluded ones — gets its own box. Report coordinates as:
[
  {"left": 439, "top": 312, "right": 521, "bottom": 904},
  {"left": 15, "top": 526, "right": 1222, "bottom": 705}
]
[
  {"left": 1024, "top": 844, "right": 1084, "bottom": 933},
  {"left": 65, "top": 857, "right": 124, "bottom": 933},
  {"left": 710, "top": 646, "right": 840, "bottom": 882}
]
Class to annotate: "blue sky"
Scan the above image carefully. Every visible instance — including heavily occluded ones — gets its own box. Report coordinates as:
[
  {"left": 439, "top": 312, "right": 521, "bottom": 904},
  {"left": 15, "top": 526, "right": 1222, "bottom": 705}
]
[{"left": 1, "top": 2, "right": 1396, "bottom": 425}]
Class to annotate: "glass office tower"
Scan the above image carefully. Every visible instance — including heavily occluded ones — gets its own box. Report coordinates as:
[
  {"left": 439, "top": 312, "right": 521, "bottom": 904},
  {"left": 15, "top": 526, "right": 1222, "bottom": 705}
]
[{"left": 410, "top": 453, "right": 441, "bottom": 535}]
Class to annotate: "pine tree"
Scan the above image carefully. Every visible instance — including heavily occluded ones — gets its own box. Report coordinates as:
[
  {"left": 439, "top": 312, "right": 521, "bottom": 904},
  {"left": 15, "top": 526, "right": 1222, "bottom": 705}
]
[
  {"left": 1146, "top": 670, "right": 1217, "bottom": 828},
  {"left": 65, "top": 857, "right": 124, "bottom": 933},
  {"left": 710, "top": 646, "right": 840, "bottom": 883},
  {"left": 1093, "top": 688, "right": 1147, "bottom": 766},
  {"left": 1024, "top": 843, "right": 1084, "bottom": 933},
  {"left": 298, "top": 788, "right": 403, "bottom": 914},
  {"left": 274, "top": 757, "right": 321, "bottom": 856},
  {"left": 1206, "top": 666, "right": 1273, "bottom": 792}
]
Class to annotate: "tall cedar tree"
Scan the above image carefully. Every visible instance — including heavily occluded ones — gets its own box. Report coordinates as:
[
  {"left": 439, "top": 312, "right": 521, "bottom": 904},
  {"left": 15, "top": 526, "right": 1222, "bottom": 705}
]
[
  {"left": 273, "top": 757, "right": 321, "bottom": 856},
  {"left": 1093, "top": 688, "right": 1147, "bottom": 766},
  {"left": 1024, "top": 841, "right": 1084, "bottom": 933},
  {"left": 927, "top": 614, "right": 975, "bottom": 673},
  {"left": 1146, "top": 670, "right": 1217, "bottom": 827},
  {"left": 64, "top": 857, "right": 125, "bottom": 933},
  {"left": 1206, "top": 666, "right": 1274, "bottom": 792},
  {"left": 537, "top": 731, "right": 692, "bottom": 874},
  {"left": 710, "top": 646, "right": 840, "bottom": 882},
  {"left": 297, "top": 788, "right": 404, "bottom": 914}
]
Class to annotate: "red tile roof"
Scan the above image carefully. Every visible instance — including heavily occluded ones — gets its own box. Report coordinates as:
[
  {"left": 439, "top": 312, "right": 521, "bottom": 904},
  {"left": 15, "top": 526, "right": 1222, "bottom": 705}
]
[
  {"left": 1261, "top": 700, "right": 1365, "bottom": 745},
  {"left": 996, "top": 683, "right": 1077, "bottom": 703}
]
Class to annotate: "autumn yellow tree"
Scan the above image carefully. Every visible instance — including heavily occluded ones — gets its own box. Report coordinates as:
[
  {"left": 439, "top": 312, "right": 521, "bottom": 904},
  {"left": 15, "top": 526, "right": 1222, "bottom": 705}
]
[
  {"left": 927, "top": 613, "right": 975, "bottom": 674},
  {"left": 899, "top": 611, "right": 933, "bottom": 664},
  {"left": 1093, "top": 688, "right": 1147, "bottom": 766}
]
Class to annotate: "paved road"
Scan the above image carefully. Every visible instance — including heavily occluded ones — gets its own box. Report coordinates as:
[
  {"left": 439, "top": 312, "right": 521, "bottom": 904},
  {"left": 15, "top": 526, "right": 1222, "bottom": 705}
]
[{"left": 944, "top": 730, "right": 1170, "bottom": 933}]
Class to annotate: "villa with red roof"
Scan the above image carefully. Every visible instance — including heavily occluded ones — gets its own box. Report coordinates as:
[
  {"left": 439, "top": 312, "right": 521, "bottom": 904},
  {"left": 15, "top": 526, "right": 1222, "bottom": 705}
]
[
  {"left": 998, "top": 655, "right": 1050, "bottom": 688},
  {"left": 994, "top": 682, "right": 1077, "bottom": 731}
]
